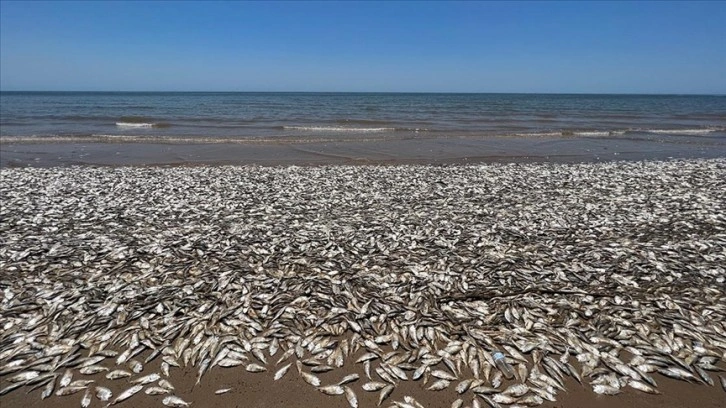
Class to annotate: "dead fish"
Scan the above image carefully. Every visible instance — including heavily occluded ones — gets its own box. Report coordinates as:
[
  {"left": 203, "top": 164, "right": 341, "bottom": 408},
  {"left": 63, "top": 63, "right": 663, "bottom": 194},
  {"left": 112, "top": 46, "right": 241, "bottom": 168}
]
[
  {"left": 492, "top": 393, "right": 518, "bottom": 404},
  {"left": 96, "top": 386, "right": 113, "bottom": 401},
  {"left": 628, "top": 380, "right": 660, "bottom": 394},
  {"left": 163, "top": 395, "right": 191, "bottom": 407},
  {"left": 593, "top": 384, "right": 620, "bottom": 395},
  {"left": 456, "top": 379, "right": 472, "bottom": 394},
  {"left": 79, "top": 365, "right": 109, "bottom": 375},
  {"left": 216, "top": 358, "right": 244, "bottom": 368},
  {"left": 106, "top": 369, "right": 132, "bottom": 380},
  {"left": 432, "top": 369, "right": 457, "bottom": 381},
  {"left": 502, "top": 383, "right": 529, "bottom": 397},
  {"left": 300, "top": 371, "right": 321, "bottom": 387},
  {"left": 338, "top": 373, "right": 360, "bottom": 385},
  {"left": 132, "top": 373, "right": 161, "bottom": 385},
  {"left": 60, "top": 369, "right": 73, "bottom": 387},
  {"left": 110, "top": 384, "right": 143, "bottom": 405},
  {"left": 378, "top": 384, "right": 394, "bottom": 406},
  {"left": 9, "top": 370, "right": 39, "bottom": 382},
  {"left": 245, "top": 363, "right": 266, "bottom": 373},
  {"left": 517, "top": 394, "right": 544, "bottom": 406},
  {"left": 0, "top": 382, "right": 24, "bottom": 396},
  {"left": 658, "top": 367, "right": 696, "bottom": 381},
  {"left": 344, "top": 386, "right": 358, "bottom": 408},
  {"left": 471, "top": 385, "right": 499, "bottom": 395},
  {"left": 159, "top": 379, "right": 175, "bottom": 390},
  {"left": 55, "top": 386, "right": 87, "bottom": 396},
  {"left": 128, "top": 360, "right": 143, "bottom": 373},
  {"left": 68, "top": 380, "right": 95, "bottom": 388},
  {"left": 146, "top": 386, "right": 171, "bottom": 395},
  {"left": 274, "top": 363, "right": 291, "bottom": 380},
  {"left": 362, "top": 381, "right": 387, "bottom": 391},
  {"left": 318, "top": 385, "right": 345, "bottom": 395},
  {"left": 80, "top": 388, "right": 92, "bottom": 408},
  {"left": 427, "top": 379, "right": 451, "bottom": 391},
  {"left": 40, "top": 379, "right": 55, "bottom": 399}
]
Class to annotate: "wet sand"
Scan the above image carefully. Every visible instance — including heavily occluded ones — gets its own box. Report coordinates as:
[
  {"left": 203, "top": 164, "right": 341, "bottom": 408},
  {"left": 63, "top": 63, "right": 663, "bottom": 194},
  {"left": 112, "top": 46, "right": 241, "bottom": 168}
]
[
  {"left": 2, "top": 133, "right": 725, "bottom": 167},
  {"left": 2, "top": 356, "right": 725, "bottom": 408}
]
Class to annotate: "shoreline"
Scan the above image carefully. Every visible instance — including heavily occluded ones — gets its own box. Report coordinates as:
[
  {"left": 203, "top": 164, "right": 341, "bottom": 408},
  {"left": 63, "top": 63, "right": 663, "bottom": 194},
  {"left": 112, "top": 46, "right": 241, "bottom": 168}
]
[
  {"left": 1, "top": 159, "right": 725, "bottom": 408},
  {"left": 2, "top": 133, "right": 726, "bottom": 167}
]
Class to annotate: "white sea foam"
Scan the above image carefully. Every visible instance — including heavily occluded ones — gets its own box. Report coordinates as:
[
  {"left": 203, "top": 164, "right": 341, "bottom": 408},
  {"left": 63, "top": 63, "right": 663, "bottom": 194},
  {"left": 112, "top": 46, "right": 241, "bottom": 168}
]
[
  {"left": 513, "top": 132, "right": 563, "bottom": 137},
  {"left": 574, "top": 131, "right": 615, "bottom": 137},
  {"left": 283, "top": 126, "right": 395, "bottom": 132},
  {"left": 116, "top": 122, "right": 155, "bottom": 128},
  {"left": 642, "top": 128, "right": 720, "bottom": 135}
]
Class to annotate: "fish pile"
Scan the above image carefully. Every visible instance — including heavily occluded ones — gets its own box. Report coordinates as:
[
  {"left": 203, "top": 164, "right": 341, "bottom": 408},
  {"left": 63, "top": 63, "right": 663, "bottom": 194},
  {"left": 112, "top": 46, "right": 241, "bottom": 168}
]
[{"left": 1, "top": 159, "right": 725, "bottom": 407}]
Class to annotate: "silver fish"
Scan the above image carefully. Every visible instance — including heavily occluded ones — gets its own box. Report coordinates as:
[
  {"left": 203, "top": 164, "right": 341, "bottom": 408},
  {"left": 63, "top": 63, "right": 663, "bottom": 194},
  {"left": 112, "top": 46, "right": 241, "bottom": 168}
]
[
  {"left": 110, "top": 385, "right": 143, "bottom": 405},
  {"left": 162, "top": 395, "right": 191, "bottom": 407}
]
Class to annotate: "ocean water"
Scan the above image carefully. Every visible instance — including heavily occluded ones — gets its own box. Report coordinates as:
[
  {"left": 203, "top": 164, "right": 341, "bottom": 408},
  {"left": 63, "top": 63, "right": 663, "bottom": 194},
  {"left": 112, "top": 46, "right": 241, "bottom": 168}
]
[{"left": 1, "top": 92, "right": 725, "bottom": 142}]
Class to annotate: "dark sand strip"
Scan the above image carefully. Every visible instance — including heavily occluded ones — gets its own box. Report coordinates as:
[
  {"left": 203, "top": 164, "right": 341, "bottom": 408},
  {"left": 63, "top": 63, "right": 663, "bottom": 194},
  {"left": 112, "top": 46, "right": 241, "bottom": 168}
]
[{"left": 2, "top": 134, "right": 725, "bottom": 167}]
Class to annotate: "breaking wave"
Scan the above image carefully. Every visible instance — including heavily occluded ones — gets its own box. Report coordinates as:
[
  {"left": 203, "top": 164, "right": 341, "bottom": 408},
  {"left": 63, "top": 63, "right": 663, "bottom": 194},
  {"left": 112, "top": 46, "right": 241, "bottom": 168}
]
[{"left": 283, "top": 126, "right": 396, "bottom": 132}]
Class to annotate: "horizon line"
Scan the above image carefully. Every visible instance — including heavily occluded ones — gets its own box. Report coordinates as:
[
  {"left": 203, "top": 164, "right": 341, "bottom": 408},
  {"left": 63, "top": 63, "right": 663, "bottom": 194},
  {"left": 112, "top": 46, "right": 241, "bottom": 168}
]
[{"left": 1, "top": 90, "right": 724, "bottom": 96}]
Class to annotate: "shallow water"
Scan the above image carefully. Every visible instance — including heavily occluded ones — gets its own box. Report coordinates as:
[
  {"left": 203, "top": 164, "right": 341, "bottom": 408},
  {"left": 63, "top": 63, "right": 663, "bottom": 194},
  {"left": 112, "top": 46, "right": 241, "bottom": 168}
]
[{"left": 2, "top": 92, "right": 725, "bottom": 142}]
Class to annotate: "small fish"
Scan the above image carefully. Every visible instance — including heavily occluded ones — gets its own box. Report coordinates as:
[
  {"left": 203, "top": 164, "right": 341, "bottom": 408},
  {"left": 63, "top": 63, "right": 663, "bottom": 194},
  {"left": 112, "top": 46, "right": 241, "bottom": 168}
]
[
  {"left": 60, "top": 369, "right": 73, "bottom": 387},
  {"left": 110, "top": 385, "right": 143, "bottom": 405},
  {"left": 479, "top": 395, "right": 503, "bottom": 408},
  {"left": 338, "top": 373, "right": 360, "bottom": 385},
  {"left": 163, "top": 395, "right": 191, "bottom": 407},
  {"left": 216, "top": 358, "right": 244, "bottom": 368},
  {"left": 245, "top": 363, "right": 266, "bottom": 373},
  {"left": 68, "top": 380, "right": 95, "bottom": 388},
  {"left": 9, "top": 370, "right": 39, "bottom": 383},
  {"left": 132, "top": 373, "right": 161, "bottom": 385},
  {"left": 274, "top": 363, "right": 291, "bottom": 380},
  {"left": 79, "top": 365, "right": 109, "bottom": 375},
  {"left": 492, "top": 393, "right": 518, "bottom": 404},
  {"left": 159, "top": 379, "right": 175, "bottom": 390},
  {"left": 214, "top": 388, "right": 232, "bottom": 395},
  {"left": 432, "top": 369, "right": 457, "bottom": 381},
  {"left": 80, "top": 388, "right": 92, "bottom": 408},
  {"left": 456, "top": 379, "right": 472, "bottom": 394},
  {"left": 128, "top": 360, "right": 143, "bottom": 374},
  {"left": 362, "top": 381, "right": 387, "bottom": 391},
  {"left": 0, "top": 382, "right": 24, "bottom": 396},
  {"left": 55, "top": 386, "right": 87, "bottom": 396},
  {"left": 471, "top": 385, "right": 499, "bottom": 395},
  {"left": 318, "top": 385, "right": 345, "bottom": 395},
  {"left": 96, "top": 386, "right": 112, "bottom": 401},
  {"left": 344, "top": 386, "right": 358, "bottom": 408},
  {"left": 629, "top": 380, "right": 660, "bottom": 394},
  {"left": 593, "top": 384, "right": 620, "bottom": 395},
  {"left": 106, "top": 369, "right": 132, "bottom": 380},
  {"left": 146, "top": 386, "right": 171, "bottom": 395},
  {"left": 720, "top": 375, "right": 726, "bottom": 393},
  {"left": 658, "top": 367, "right": 696, "bottom": 381},
  {"left": 502, "top": 383, "right": 529, "bottom": 397},
  {"left": 517, "top": 394, "right": 544, "bottom": 406},
  {"left": 40, "top": 379, "right": 55, "bottom": 399},
  {"left": 378, "top": 384, "right": 394, "bottom": 406},
  {"left": 427, "top": 379, "right": 451, "bottom": 391},
  {"left": 300, "top": 371, "right": 321, "bottom": 387}
]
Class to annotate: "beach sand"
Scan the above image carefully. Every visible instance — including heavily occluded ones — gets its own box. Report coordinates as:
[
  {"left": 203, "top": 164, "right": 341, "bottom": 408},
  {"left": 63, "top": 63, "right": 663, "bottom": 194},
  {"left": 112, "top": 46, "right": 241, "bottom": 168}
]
[
  {"left": 1, "top": 159, "right": 725, "bottom": 408},
  {"left": 2, "top": 359, "right": 725, "bottom": 408}
]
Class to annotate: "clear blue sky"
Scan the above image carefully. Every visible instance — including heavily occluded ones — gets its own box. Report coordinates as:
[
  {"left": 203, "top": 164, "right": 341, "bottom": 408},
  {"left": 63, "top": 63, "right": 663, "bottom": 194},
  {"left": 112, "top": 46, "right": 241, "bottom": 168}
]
[{"left": 1, "top": 1, "right": 724, "bottom": 93}]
